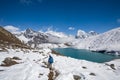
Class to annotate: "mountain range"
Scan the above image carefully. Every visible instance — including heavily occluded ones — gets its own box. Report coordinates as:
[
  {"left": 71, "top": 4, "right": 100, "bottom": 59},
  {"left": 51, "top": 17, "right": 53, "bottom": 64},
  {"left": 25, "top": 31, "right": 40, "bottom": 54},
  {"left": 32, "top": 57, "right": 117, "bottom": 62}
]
[
  {"left": 1, "top": 26, "right": 120, "bottom": 55},
  {"left": 14, "top": 28, "right": 98, "bottom": 45}
]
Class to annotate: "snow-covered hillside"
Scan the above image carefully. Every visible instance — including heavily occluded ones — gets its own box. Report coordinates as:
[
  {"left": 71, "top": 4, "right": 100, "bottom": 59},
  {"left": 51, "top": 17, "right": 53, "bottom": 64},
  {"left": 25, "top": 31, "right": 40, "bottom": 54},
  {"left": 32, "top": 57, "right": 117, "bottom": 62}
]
[
  {"left": 74, "top": 27, "right": 120, "bottom": 55},
  {"left": 0, "top": 48, "right": 120, "bottom": 80}
]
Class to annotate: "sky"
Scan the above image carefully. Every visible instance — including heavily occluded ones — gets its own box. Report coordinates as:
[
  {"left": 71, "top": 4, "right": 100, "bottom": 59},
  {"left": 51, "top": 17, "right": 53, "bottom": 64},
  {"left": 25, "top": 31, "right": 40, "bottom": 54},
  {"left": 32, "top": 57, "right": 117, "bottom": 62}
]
[{"left": 0, "top": 0, "right": 120, "bottom": 35}]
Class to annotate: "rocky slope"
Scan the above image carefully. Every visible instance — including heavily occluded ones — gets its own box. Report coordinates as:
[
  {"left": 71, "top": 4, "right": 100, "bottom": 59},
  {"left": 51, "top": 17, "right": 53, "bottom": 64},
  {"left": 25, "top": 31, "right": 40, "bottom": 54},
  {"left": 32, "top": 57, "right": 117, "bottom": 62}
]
[{"left": 0, "top": 26, "right": 28, "bottom": 49}]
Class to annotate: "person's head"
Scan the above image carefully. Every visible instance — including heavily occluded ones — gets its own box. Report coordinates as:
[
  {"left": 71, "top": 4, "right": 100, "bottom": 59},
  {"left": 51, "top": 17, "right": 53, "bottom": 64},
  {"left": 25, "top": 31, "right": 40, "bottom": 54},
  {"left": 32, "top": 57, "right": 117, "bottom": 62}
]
[{"left": 48, "top": 54, "right": 51, "bottom": 57}]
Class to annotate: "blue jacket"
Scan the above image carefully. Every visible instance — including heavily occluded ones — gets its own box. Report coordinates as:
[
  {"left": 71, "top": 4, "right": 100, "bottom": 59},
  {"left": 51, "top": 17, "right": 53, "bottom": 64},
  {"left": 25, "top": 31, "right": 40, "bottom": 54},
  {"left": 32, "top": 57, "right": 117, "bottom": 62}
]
[{"left": 48, "top": 55, "right": 53, "bottom": 64}]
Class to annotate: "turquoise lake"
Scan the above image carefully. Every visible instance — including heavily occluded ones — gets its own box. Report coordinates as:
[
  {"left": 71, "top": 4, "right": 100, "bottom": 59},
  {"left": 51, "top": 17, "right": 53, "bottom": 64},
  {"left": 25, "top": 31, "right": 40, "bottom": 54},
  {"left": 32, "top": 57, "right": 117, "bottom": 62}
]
[{"left": 53, "top": 48, "right": 120, "bottom": 63}]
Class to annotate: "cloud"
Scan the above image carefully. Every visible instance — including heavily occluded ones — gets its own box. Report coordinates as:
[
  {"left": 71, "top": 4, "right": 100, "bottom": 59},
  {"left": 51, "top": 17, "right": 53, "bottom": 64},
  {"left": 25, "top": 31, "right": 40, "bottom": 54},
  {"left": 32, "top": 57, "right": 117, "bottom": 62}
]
[
  {"left": 68, "top": 27, "right": 75, "bottom": 30},
  {"left": 47, "top": 26, "right": 54, "bottom": 31},
  {"left": 117, "top": 19, "right": 120, "bottom": 23},
  {"left": 38, "top": 25, "right": 54, "bottom": 32},
  {"left": 20, "top": 0, "right": 32, "bottom": 5},
  {"left": 4, "top": 25, "right": 20, "bottom": 33},
  {"left": 20, "top": 0, "right": 43, "bottom": 5}
]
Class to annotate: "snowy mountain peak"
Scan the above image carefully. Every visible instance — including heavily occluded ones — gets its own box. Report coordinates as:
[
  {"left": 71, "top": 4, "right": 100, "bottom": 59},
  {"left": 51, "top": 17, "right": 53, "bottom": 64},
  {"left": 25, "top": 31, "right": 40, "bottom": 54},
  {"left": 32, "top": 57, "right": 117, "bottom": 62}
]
[
  {"left": 25, "top": 28, "right": 35, "bottom": 34},
  {"left": 76, "top": 30, "right": 88, "bottom": 39},
  {"left": 76, "top": 30, "right": 98, "bottom": 39},
  {"left": 23, "top": 28, "right": 39, "bottom": 39},
  {"left": 88, "top": 31, "right": 98, "bottom": 36}
]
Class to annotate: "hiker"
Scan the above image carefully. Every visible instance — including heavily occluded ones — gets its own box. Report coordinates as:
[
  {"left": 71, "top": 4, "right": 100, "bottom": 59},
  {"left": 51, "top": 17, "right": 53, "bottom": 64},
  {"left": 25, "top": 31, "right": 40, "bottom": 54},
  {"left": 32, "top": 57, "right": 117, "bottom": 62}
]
[{"left": 48, "top": 55, "right": 54, "bottom": 70}]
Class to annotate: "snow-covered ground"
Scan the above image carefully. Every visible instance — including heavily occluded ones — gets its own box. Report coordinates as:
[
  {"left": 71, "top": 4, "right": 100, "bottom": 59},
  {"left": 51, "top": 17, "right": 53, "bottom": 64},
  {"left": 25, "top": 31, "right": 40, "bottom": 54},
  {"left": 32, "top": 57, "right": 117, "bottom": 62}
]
[
  {"left": 0, "top": 48, "right": 120, "bottom": 80},
  {"left": 37, "top": 43, "right": 67, "bottom": 49}
]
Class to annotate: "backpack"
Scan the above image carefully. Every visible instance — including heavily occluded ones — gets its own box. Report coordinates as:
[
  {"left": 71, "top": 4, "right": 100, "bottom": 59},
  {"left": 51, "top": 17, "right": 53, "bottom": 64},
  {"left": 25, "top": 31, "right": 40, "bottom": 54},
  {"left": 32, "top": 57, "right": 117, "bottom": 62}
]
[{"left": 48, "top": 56, "right": 53, "bottom": 64}]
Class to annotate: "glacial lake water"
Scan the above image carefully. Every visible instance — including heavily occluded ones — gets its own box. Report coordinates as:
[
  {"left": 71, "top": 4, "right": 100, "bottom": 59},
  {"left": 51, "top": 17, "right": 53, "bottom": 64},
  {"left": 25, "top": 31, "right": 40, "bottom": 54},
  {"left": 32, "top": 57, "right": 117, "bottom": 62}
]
[{"left": 53, "top": 48, "right": 120, "bottom": 63}]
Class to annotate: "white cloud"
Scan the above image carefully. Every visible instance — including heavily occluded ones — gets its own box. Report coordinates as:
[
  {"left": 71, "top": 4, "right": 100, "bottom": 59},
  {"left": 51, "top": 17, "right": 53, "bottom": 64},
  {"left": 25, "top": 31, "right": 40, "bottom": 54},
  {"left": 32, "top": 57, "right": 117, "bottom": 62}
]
[
  {"left": 117, "top": 19, "right": 120, "bottom": 23},
  {"left": 47, "top": 26, "right": 54, "bottom": 31},
  {"left": 4, "top": 25, "right": 20, "bottom": 34},
  {"left": 20, "top": 0, "right": 43, "bottom": 5},
  {"left": 68, "top": 27, "right": 75, "bottom": 30},
  {"left": 20, "top": 0, "right": 32, "bottom": 5}
]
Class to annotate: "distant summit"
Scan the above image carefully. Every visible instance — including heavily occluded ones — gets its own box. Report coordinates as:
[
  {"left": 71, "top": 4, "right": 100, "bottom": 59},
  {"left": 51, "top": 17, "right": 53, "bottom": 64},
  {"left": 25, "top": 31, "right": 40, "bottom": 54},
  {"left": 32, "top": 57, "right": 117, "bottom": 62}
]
[
  {"left": 24, "top": 28, "right": 38, "bottom": 38},
  {"left": 88, "top": 31, "right": 98, "bottom": 36},
  {"left": 25, "top": 28, "right": 36, "bottom": 34},
  {"left": 76, "top": 29, "right": 98, "bottom": 39},
  {"left": 15, "top": 28, "right": 49, "bottom": 48}
]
